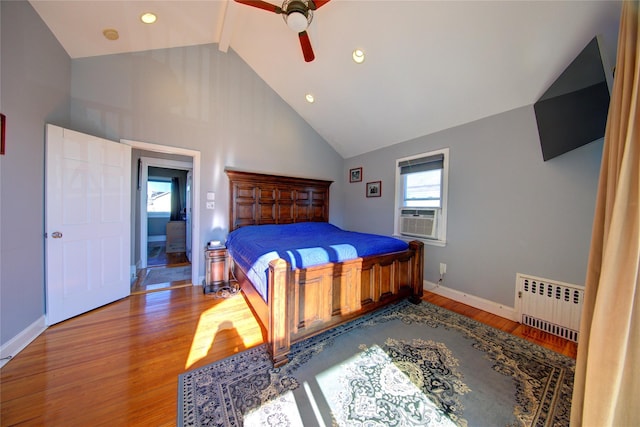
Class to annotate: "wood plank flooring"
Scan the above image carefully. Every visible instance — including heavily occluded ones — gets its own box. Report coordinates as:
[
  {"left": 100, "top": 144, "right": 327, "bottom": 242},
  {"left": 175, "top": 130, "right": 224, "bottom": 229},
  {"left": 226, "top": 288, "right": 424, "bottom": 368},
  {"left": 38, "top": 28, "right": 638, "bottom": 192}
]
[
  {"left": 0, "top": 288, "right": 577, "bottom": 426},
  {"left": 421, "top": 292, "right": 578, "bottom": 358}
]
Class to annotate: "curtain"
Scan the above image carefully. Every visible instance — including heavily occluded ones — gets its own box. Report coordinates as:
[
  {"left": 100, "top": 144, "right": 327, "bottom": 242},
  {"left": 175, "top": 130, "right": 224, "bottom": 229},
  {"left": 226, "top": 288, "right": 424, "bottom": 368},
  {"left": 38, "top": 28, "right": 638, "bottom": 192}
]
[
  {"left": 170, "top": 177, "right": 182, "bottom": 221},
  {"left": 571, "top": 1, "right": 640, "bottom": 426}
]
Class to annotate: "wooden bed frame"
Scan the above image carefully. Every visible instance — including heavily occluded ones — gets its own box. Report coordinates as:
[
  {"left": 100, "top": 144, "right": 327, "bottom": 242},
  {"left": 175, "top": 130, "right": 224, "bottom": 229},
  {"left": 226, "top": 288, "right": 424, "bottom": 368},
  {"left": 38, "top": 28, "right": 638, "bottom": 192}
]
[{"left": 226, "top": 169, "right": 424, "bottom": 366}]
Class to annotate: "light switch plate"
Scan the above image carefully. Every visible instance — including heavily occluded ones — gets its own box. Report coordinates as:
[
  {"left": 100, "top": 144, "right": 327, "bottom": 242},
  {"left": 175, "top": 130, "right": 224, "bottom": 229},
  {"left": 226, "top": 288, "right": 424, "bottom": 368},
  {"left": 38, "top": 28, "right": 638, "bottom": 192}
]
[{"left": 207, "top": 192, "right": 215, "bottom": 201}]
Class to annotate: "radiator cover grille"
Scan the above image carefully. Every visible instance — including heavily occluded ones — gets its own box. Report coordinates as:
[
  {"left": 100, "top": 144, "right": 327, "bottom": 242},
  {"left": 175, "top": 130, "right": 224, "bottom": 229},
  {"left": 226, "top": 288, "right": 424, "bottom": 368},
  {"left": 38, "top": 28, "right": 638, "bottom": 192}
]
[{"left": 517, "top": 273, "right": 584, "bottom": 343}]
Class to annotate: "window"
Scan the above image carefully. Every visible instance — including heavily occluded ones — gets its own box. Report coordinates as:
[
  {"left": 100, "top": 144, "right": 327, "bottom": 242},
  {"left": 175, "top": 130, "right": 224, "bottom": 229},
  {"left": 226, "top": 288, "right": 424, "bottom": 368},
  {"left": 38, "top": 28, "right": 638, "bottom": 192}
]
[
  {"left": 147, "top": 179, "right": 172, "bottom": 216},
  {"left": 403, "top": 167, "right": 442, "bottom": 208},
  {"left": 395, "top": 148, "right": 449, "bottom": 245}
]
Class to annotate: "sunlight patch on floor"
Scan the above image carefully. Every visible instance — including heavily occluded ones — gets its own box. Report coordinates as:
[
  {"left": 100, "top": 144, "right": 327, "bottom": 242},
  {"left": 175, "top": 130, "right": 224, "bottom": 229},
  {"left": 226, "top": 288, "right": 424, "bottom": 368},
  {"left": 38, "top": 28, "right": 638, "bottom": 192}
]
[
  {"left": 241, "top": 344, "right": 459, "bottom": 426},
  {"left": 315, "top": 345, "right": 458, "bottom": 426},
  {"left": 244, "top": 391, "right": 305, "bottom": 426},
  {"left": 186, "top": 297, "right": 263, "bottom": 369}
]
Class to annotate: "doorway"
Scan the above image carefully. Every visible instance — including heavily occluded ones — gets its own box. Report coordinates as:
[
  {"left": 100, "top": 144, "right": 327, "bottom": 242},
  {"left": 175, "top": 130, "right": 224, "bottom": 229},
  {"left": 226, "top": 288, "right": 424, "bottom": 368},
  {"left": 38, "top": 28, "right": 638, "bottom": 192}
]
[
  {"left": 132, "top": 161, "right": 193, "bottom": 293},
  {"left": 121, "top": 139, "right": 201, "bottom": 293}
]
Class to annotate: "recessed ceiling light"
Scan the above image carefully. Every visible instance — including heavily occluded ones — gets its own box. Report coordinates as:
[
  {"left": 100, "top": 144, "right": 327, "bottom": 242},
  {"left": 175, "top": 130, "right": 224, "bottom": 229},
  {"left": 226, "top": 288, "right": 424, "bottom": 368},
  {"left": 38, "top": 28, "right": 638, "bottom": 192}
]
[
  {"left": 102, "top": 28, "right": 119, "bottom": 41},
  {"left": 140, "top": 12, "right": 157, "bottom": 24},
  {"left": 305, "top": 94, "right": 315, "bottom": 103},
  {"left": 352, "top": 49, "right": 365, "bottom": 64}
]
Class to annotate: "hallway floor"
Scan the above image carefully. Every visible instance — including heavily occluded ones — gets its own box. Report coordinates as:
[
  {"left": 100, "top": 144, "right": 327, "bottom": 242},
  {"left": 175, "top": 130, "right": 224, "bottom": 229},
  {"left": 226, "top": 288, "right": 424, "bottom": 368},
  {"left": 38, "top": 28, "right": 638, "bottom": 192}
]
[{"left": 131, "top": 242, "right": 192, "bottom": 294}]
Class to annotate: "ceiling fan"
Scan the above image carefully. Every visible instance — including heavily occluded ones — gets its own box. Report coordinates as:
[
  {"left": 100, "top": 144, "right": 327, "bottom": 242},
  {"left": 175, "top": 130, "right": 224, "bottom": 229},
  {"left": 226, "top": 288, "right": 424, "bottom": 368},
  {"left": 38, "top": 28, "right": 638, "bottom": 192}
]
[{"left": 234, "top": 0, "right": 331, "bottom": 62}]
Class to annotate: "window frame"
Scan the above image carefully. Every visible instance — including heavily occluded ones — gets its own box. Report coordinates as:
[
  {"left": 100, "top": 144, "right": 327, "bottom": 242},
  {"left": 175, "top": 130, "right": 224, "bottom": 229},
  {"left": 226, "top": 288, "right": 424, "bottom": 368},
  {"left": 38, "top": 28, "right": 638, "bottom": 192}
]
[{"left": 394, "top": 148, "right": 449, "bottom": 247}]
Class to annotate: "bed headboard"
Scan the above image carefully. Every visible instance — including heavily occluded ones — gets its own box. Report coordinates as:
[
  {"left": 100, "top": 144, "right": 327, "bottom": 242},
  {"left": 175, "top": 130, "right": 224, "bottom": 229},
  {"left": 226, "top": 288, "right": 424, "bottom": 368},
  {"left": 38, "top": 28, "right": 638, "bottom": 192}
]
[{"left": 225, "top": 169, "right": 333, "bottom": 231}]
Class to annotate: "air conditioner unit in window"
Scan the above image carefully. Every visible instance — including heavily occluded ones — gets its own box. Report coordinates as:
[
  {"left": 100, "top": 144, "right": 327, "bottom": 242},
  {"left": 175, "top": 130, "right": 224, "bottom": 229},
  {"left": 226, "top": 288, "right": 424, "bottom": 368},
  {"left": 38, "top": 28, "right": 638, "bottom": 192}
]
[{"left": 400, "top": 209, "right": 437, "bottom": 239}]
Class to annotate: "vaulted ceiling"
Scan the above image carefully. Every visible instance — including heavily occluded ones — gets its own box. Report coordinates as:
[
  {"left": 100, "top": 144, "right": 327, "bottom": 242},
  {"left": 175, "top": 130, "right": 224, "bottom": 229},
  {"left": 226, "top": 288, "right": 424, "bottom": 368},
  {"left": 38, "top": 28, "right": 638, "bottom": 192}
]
[{"left": 29, "top": 0, "right": 622, "bottom": 158}]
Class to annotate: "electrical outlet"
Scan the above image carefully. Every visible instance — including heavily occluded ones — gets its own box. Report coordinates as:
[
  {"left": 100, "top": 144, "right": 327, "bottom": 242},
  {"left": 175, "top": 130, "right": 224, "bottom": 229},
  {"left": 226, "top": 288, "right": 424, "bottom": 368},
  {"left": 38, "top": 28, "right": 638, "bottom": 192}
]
[
  {"left": 206, "top": 201, "right": 215, "bottom": 210},
  {"left": 440, "top": 263, "right": 447, "bottom": 275}
]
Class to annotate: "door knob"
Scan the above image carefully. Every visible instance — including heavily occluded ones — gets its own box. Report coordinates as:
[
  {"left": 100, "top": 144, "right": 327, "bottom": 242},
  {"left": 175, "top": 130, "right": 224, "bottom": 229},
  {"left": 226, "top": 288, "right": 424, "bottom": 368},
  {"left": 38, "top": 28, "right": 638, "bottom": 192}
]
[{"left": 52, "top": 231, "right": 63, "bottom": 238}]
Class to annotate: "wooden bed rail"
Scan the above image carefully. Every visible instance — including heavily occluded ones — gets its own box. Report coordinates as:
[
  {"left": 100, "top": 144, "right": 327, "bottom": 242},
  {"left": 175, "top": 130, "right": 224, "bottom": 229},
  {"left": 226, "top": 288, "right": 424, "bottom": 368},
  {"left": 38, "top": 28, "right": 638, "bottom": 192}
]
[{"left": 408, "top": 240, "right": 425, "bottom": 303}]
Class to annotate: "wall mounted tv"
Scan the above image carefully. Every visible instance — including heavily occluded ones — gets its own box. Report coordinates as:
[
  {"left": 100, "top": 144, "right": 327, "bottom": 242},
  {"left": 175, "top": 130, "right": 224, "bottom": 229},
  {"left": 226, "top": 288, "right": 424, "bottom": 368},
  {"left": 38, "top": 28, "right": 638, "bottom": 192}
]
[{"left": 534, "top": 35, "right": 614, "bottom": 161}]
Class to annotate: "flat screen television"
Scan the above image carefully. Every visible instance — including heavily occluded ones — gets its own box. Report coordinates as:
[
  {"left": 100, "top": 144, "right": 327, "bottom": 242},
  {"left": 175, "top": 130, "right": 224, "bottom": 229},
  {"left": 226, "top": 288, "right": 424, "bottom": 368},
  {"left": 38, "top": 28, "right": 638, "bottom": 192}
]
[{"left": 534, "top": 35, "right": 614, "bottom": 161}]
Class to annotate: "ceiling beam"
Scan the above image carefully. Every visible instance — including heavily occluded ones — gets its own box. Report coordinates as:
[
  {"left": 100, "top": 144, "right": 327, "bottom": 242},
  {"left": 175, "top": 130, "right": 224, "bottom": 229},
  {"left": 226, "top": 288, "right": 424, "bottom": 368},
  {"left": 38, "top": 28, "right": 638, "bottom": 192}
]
[{"left": 218, "top": 0, "right": 237, "bottom": 53}]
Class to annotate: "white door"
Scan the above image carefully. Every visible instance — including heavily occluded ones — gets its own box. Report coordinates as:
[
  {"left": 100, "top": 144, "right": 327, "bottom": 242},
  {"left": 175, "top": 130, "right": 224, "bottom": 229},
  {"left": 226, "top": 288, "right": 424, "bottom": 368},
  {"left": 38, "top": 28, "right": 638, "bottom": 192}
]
[
  {"left": 186, "top": 170, "right": 192, "bottom": 262},
  {"left": 45, "top": 124, "right": 131, "bottom": 325}
]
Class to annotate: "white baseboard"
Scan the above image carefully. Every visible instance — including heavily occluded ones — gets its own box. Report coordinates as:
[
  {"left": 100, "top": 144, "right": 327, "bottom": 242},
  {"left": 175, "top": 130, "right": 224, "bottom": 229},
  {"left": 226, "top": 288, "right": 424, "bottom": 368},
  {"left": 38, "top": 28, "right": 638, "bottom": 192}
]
[
  {"left": 423, "top": 280, "right": 518, "bottom": 322},
  {"left": 148, "top": 235, "right": 166, "bottom": 243},
  {"left": 0, "top": 316, "right": 47, "bottom": 369}
]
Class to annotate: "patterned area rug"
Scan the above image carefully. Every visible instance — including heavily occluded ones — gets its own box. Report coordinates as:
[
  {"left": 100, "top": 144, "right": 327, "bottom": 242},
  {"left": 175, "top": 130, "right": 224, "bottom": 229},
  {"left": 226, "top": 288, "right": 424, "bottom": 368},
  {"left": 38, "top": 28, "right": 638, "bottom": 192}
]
[{"left": 178, "top": 301, "right": 574, "bottom": 426}]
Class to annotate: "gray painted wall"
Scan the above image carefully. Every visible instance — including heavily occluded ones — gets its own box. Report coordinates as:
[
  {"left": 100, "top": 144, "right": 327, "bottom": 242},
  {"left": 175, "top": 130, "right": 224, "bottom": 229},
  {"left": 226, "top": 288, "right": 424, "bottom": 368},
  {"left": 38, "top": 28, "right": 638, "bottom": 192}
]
[
  {"left": 69, "top": 44, "right": 346, "bottom": 281},
  {"left": 0, "top": 1, "right": 71, "bottom": 344},
  {"left": 344, "top": 106, "right": 602, "bottom": 307}
]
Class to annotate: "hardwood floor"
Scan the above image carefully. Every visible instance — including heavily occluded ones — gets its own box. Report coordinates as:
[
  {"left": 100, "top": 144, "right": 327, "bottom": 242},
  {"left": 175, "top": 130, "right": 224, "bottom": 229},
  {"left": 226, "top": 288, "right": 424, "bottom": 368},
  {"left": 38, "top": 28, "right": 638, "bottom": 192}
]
[
  {"left": 421, "top": 292, "right": 578, "bottom": 358},
  {"left": 0, "top": 288, "right": 577, "bottom": 426}
]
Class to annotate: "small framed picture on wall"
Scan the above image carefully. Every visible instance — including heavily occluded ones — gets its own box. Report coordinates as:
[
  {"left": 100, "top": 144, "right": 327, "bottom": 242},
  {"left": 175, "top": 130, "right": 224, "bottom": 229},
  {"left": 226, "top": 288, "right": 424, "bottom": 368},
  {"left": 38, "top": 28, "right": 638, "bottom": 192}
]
[
  {"left": 349, "top": 167, "right": 362, "bottom": 183},
  {"left": 366, "top": 181, "right": 381, "bottom": 197}
]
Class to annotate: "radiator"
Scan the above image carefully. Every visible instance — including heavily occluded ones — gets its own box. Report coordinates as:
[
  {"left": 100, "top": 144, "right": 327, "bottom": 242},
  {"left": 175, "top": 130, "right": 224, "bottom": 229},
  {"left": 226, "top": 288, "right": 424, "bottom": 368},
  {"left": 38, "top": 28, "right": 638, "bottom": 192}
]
[{"left": 516, "top": 273, "right": 584, "bottom": 342}]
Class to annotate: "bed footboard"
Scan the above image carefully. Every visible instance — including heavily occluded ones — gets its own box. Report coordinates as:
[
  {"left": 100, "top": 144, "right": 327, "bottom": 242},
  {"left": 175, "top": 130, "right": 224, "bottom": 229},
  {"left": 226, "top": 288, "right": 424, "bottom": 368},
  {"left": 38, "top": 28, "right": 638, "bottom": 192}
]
[{"left": 267, "top": 240, "right": 424, "bottom": 367}]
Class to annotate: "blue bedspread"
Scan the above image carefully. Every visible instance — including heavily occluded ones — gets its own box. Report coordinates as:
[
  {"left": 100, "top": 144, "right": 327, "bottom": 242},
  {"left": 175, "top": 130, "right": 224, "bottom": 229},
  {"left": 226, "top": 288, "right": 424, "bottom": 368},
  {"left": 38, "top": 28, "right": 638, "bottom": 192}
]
[{"left": 226, "top": 222, "right": 409, "bottom": 301}]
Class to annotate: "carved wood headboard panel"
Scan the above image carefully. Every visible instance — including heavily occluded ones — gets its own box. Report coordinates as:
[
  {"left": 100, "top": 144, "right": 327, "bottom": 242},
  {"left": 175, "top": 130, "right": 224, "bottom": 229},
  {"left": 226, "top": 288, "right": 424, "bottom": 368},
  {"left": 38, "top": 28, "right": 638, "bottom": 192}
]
[{"left": 225, "top": 169, "right": 333, "bottom": 231}]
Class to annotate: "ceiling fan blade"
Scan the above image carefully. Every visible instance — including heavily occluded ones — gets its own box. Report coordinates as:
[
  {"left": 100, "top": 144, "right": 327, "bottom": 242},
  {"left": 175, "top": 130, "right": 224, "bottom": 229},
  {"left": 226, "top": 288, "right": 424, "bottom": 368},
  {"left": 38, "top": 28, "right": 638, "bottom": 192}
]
[
  {"left": 298, "top": 31, "right": 315, "bottom": 62},
  {"left": 309, "top": 0, "right": 331, "bottom": 10},
  {"left": 234, "top": 0, "right": 283, "bottom": 14}
]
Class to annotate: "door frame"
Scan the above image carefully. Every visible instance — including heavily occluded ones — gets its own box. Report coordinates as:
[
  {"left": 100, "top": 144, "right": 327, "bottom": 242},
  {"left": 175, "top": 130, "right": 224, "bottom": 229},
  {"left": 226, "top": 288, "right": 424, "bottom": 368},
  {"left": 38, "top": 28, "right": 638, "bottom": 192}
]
[
  {"left": 139, "top": 157, "right": 192, "bottom": 269},
  {"left": 121, "top": 139, "right": 201, "bottom": 287}
]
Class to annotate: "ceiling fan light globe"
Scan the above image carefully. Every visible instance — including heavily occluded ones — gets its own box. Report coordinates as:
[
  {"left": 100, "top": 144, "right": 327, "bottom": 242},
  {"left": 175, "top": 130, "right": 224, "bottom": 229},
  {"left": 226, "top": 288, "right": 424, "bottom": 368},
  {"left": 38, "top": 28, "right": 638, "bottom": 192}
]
[
  {"left": 286, "top": 12, "right": 309, "bottom": 32},
  {"left": 352, "top": 49, "right": 365, "bottom": 63}
]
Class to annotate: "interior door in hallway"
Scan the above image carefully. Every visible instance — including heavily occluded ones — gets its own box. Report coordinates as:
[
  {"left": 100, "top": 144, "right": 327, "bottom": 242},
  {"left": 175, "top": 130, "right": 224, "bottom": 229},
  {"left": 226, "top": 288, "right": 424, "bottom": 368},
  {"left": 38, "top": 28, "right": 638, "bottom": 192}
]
[{"left": 45, "top": 124, "right": 131, "bottom": 325}]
